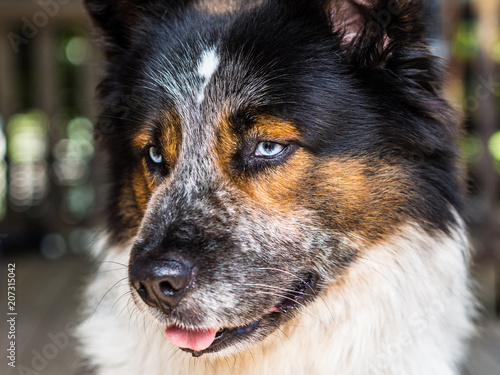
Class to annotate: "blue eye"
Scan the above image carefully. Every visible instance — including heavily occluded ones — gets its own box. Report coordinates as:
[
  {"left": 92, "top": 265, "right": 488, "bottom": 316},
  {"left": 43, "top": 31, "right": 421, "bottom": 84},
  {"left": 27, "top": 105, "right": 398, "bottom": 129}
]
[
  {"left": 148, "top": 146, "right": 163, "bottom": 164},
  {"left": 255, "top": 142, "right": 286, "bottom": 158}
]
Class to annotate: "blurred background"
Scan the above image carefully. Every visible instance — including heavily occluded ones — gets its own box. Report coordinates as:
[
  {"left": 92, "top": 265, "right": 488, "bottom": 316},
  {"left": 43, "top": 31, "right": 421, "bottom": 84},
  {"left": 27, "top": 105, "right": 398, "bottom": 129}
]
[{"left": 0, "top": 0, "right": 499, "bottom": 374}]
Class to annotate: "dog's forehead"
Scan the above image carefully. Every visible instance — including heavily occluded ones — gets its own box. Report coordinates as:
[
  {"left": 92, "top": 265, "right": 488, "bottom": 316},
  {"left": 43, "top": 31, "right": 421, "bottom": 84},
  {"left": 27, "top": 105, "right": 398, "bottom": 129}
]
[
  {"left": 136, "top": 1, "right": 335, "bottom": 141},
  {"left": 143, "top": 38, "right": 275, "bottom": 144}
]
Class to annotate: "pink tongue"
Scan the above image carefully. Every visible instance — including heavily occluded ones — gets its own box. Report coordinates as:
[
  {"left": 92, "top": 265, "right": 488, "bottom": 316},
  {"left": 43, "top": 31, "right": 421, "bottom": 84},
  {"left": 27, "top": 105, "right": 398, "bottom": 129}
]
[{"left": 165, "top": 326, "right": 218, "bottom": 351}]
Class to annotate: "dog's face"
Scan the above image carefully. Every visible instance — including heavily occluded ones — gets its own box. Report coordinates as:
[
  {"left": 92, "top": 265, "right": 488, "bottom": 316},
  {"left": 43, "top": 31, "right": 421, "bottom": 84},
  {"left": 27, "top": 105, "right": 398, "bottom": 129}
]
[{"left": 86, "top": 0, "right": 462, "bottom": 356}]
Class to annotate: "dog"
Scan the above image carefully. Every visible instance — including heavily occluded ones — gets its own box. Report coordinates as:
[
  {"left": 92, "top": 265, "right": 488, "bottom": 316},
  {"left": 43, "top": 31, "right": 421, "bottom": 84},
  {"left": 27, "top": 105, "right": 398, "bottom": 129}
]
[{"left": 78, "top": 0, "right": 475, "bottom": 374}]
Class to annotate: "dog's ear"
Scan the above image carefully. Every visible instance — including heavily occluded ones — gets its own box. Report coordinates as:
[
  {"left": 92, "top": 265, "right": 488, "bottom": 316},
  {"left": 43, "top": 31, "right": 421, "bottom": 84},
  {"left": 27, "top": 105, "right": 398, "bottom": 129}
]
[
  {"left": 325, "top": 0, "right": 426, "bottom": 68},
  {"left": 84, "top": 0, "right": 190, "bottom": 52}
]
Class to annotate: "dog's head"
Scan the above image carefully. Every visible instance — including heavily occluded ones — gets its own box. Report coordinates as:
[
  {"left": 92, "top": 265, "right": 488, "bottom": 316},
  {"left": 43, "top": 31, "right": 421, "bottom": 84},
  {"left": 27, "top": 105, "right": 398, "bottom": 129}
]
[{"left": 86, "top": 0, "right": 462, "bottom": 356}]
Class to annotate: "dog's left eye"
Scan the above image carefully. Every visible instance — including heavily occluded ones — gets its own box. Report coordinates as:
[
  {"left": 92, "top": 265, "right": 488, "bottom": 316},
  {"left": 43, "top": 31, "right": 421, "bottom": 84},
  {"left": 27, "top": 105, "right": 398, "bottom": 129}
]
[
  {"left": 148, "top": 146, "right": 163, "bottom": 164},
  {"left": 255, "top": 142, "right": 286, "bottom": 158}
]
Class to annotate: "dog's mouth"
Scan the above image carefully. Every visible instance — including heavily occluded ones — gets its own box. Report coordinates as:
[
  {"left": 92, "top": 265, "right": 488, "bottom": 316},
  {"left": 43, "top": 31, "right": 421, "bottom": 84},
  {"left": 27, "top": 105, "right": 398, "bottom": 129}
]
[{"left": 166, "top": 273, "right": 318, "bottom": 357}]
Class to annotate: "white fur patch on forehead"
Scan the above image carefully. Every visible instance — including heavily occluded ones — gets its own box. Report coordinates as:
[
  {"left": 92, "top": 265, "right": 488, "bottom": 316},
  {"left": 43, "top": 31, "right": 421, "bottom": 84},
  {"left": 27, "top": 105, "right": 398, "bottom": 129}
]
[{"left": 197, "top": 47, "right": 220, "bottom": 104}]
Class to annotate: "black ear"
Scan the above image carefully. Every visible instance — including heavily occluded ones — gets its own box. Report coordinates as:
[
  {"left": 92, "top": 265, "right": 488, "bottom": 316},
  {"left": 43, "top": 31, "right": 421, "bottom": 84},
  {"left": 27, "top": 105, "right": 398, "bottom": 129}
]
[
  {"left": 84, "top": 0, "right": 190, "bottom": 52},
  {"left": 326, "top": 0, "right": 426, "bottom": 68}
]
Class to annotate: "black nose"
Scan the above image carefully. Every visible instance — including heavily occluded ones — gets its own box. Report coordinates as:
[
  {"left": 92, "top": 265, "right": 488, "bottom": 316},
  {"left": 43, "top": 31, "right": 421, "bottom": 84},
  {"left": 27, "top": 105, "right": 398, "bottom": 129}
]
[{"left": 130, "top": 258, "right": 193, "bottom": 309}]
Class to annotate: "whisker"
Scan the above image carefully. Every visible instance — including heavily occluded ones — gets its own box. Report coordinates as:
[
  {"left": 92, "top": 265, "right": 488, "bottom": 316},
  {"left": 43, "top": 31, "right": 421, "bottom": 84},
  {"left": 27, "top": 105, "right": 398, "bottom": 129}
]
[
  {"left": 256, "top": 291, "right": 308, "bottom": 310},
  {"left": 85, "top": 277, "right": 128, "bottom": 328},
  {"left": 243, "top": 283, "right": 308, "bottom": 296},
  {"left": 85, "top": 268, "right": 128, "bottom": 276},
  {"left": 96, "top": 260, "right": 128, "bottom": 268},
  {"left": 256, "top": 268, "right": 312, "bottom": 290},
  {"left": 110, "top": 291, "right": 132, "bottom": 314},
  {"left": 117, "top": 296, "right": 135, "bottom": 319},
  {"left": 257, "top": 267, "right": 338, "bottom": 329}
]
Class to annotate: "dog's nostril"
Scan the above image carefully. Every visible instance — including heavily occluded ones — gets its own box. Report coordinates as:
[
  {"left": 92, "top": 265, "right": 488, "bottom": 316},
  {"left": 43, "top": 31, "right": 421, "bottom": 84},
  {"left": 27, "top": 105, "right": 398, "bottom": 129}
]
[
  {"left": 158, "top": 271, "right": 190, "bottom": 293},
  {"left": 136, "top": 282, "right": 149, "bottom": 299},
  {"left": 130, "top": 258, "right": 193, "bottom": 309},
  {"left": 159, "top": 280, "right": 180, "bottom": 294}
]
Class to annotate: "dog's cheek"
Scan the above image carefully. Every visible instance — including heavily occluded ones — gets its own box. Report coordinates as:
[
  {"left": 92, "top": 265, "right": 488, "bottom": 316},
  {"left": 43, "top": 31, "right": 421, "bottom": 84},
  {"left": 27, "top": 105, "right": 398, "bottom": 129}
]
[
  {"left": 111, "top": 163, "right": 159, "bottom": 239},
  {"left": 310, "top": 158, "right": 411, "bottom": 244},
  {"left": 230, "top": 153, "right": 358, "bottom": 279},
  {"left": 132, "top": 165, "right": 155, "bottom": 212},
  {"left": 112, "top": 175, "right": 146, "bottom": 236}
]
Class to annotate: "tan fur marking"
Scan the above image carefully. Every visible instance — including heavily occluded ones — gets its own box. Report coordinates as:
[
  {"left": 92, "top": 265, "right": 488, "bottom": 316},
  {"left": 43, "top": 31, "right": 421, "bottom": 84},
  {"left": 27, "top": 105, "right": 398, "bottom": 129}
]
[
  {"left": 195, "top": 0, "right": 265, "bottom": 15},
  {"left": 240, "top": 149, "right": 313, "bottom": 211},
  {"left": 239, "top": 155, "right": 414, "bottom": 244},
  {"left": 132, "top": 130, "right": 151, "bottom": 151},
  {"left": 314, "top": 158, "right": 411, "bottom": 243},
  {"left": 159, "top": 111, "right": 182, "bottom": 169},
  {"left": 214, "top": 115, "right": 237, "bottom": 175},
  {"left": 132, "top": 167, "right": 152, "bottom": 213},
  {"left": 116, "top": 183, "right": 144, "bottom": 239},
  {"left": 247, "top": 117, "right": 301, "bottom": 142}
]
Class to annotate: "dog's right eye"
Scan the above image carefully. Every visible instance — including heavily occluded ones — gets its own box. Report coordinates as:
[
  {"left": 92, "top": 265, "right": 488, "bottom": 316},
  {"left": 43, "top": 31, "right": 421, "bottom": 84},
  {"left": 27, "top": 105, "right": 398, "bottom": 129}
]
[
  {"left": 148, "top": 146, "right": 163, "bottom": 164},
  {"left": 143, "top": 146, "right": 168, "bottom": 176},
  {"left": 255, "top": 142, "right": 286, "bottom": 158}
]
